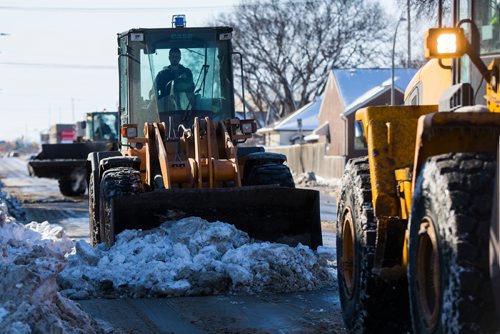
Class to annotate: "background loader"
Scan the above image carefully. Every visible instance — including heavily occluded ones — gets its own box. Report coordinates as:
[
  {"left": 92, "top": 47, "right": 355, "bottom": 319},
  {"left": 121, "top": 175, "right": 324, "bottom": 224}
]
[
  {"left": 28, "top": 111, "right": 118, "bottom": 196},
  {"left": 336, "top": 0, "right": 500, "bottom": 332},
  {"left": 86, "top": 16, "right": 322, "bottom": 250}
]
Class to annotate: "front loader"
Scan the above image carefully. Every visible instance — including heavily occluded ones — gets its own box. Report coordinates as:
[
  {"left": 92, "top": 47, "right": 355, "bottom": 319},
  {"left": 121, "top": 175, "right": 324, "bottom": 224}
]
[
  {"left": 336, "top": 1, "right": 500, "bottom": 333},
  {"left": 87, "top": 17, "right": 322, "bottom": 250},
  {"left": 28, "top": 111, "right": 118, "bottom": 196}
]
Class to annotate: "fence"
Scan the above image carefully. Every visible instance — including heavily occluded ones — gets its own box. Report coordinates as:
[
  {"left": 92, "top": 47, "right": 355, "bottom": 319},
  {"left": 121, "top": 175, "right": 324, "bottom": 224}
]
[{"left": 264, "top": 143, "right": 345, "bottom": 180}]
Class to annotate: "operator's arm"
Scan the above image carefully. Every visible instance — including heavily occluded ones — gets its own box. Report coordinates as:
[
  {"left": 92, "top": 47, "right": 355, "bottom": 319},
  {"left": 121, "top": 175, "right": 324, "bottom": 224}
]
[
  {"left": 183, "top": 67, "right": 195, "bottom": 93},
  {"left": 155, "top": 70, "right": 167, "bottom": 98}
]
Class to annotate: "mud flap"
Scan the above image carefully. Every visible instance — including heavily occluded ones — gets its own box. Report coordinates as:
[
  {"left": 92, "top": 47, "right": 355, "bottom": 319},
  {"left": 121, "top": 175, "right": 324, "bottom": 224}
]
[{"left": 111, "top": 186, "right": 322, "bottom": 249}]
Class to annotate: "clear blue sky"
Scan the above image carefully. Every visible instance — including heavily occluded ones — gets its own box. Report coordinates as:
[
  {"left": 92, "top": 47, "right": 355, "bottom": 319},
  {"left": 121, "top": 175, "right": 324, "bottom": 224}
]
[{"left": 0, "top": 0, "right": 397, "bottom": 142}]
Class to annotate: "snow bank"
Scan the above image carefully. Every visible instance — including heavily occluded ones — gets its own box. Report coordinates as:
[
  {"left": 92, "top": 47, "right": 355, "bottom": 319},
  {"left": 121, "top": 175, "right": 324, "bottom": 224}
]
[
  {"left": 59, "top": 217, "right": 335, "bottom": 299},
  {"left": 0, "top": 201, "right": 102, "bottom": 334}
]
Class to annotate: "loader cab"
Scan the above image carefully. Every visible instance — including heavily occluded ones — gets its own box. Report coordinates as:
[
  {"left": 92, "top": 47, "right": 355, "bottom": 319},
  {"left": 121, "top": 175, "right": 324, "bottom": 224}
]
[
  {"left": 454, "top": 0, "right": 500, "bottom": 98},
  {"left": 433, "top": 0, "right": 500, "bottom": 105},
  {"left": 117, "top": 26, "right": 235, "bottom": 144},
  {"left": 421, "top": 0, "right": 500, "bottom": 111},
  {"left": 85, "top": 112, "right": 119, "bottom": 142}
]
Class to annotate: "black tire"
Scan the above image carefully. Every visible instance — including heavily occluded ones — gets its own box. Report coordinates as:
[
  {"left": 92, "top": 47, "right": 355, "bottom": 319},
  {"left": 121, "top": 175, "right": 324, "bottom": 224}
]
[
  {"left": 408, "top": 153, "right": 499, "bottom": 333},
  {"left": 58, "top": 177, "right": 87, "bottom": 196},
  {"left": 337, "top": 157, "right": 409, "bottom": 333},
  {"left": 88, "top": 171, "right": 100, "bottom": 246},
  {"left": 99, "top": 167, "right": 143, "bottom": 246},
  {"left": 245, "top": 163, "right": 295, "bottom": 188}
]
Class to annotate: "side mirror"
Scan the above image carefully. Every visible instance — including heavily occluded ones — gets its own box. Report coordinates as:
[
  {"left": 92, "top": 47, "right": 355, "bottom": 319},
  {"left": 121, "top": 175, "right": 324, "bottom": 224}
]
[{"left": 424, "top": 28, "right": 467, "bottom": 59}]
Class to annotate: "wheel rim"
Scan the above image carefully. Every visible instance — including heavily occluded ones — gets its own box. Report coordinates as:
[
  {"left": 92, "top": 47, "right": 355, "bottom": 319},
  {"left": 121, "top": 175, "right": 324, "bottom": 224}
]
[
  {"left": 341, "top": 209, "right": 356, "bottom": 298},
  {"left": 416, "top": 217, "right": 440, "bottom": 330}
]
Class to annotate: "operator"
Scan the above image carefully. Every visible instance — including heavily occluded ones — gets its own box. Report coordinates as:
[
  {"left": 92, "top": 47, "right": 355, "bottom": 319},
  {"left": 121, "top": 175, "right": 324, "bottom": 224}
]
[
  {"left": 95, "top": 119, "right": 114, "bottom": 141},
  {"left": 155, "top": 47, "right": 195, "bottom": 110}
]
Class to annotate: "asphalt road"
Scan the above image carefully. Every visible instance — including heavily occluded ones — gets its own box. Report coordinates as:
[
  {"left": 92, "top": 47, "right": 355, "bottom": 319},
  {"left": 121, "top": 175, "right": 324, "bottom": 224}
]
[{"left": 0, "top": 156, "right": 346, "bottom": 333}]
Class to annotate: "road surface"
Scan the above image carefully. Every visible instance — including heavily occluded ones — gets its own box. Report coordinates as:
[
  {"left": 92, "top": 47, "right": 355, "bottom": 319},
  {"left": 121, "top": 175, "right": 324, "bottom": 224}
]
[{"left": 0, "top": 156, "right": 346, "bottom": 333}]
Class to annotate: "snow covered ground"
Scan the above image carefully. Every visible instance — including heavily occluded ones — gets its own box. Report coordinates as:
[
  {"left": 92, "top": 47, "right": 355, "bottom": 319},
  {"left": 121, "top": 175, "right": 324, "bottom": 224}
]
[{"left": 0, "top": 194, "right": 336, "bottom": 332}]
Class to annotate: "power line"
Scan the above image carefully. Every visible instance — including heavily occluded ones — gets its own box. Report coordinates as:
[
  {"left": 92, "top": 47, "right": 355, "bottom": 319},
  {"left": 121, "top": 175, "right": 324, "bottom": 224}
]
[
  {"left": 0, "top": 5, "right": 237, "bottom": 12},
  {"left": 0, "top": 62, "right": 115, "bottom": 69},
  {"left": 0, "top": 1, "right": 321, "bottom": 12}
]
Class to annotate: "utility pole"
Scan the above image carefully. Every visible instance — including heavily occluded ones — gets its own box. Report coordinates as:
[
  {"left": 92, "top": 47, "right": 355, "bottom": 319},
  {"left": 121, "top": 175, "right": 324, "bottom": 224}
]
[
  {"left": 391, "top": 15, "right": 407, "bottom": 105},
  {"left": 0, "top": 33, "right": 9, "bottom": 92},
  {"left": 407, "top": 0, "right": 411, "bottom": 67},
  {"left": 71, "top": 97, "right": 75, "bottom": 123}
]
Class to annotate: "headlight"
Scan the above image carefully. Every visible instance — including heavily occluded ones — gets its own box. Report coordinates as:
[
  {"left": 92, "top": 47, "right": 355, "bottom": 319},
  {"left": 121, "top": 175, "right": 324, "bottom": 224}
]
[
  {"left": 424, "top": 28, "right": 466, "bottom": 59},
  {"left": 121, "top": 125, "right": 138, "bottom": 138},
  {"left": 241, "top": 121, "right": 256, "bottom": 135},
  {"left": 437, "top": 33, "right": 458, "bottom": 54}
]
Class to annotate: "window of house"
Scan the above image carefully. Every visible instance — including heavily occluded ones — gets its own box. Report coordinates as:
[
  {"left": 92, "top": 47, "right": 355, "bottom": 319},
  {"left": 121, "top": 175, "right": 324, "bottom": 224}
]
[{"left": 354, "top": 120, "right": 367, "bottom": 150}]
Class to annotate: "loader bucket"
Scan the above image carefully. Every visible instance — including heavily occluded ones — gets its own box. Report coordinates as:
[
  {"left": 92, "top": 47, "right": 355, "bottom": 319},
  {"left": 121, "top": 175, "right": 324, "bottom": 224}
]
[{"left": 110, "top": 186, "right": 322, "bottom": 249}]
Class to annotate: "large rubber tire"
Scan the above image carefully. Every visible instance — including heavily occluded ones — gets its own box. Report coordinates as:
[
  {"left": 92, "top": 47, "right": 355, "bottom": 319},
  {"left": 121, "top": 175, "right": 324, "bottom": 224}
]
[
  {"left": 408, "top": 153, "right": 499, "bottom": 333},
  {"left": 245, "top": 163, "right": 295, "bottom": 188},
  {"left": 58, "top": 176, "right": 87, "bottom": 196},
  {"left": 99, "top": 167, "right": 143, "bottom": 246},
  {"left": 88, "top": 171, "right": 100, "bottom": 246},
  {"left": 337, "top": 157, "right": 409, "bottom": 333}
]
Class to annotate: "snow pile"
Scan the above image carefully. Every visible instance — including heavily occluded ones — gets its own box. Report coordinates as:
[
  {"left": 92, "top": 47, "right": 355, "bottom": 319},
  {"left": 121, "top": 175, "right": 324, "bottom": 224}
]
[
  {"left": 59, "top": 217, "right": 335, "bottom": 299},
  {"left": 0, "top": 198, "right": 14, "bottom": 226},
  {"left": 0, "top": 187, "right": 26, "bottom": 222},
  {"left": 0, "top": 204, "right": 101, "bottom": 334},
  {"left": 296, "top": 171, "right": 339, "bottom": 188}
]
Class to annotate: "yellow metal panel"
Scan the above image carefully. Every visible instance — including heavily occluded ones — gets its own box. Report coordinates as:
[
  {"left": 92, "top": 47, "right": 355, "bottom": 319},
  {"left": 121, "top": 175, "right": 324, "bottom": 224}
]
[
  {"left": 124, "top": 147, "right": 147, "bottom": 182},
  {"left": 403, "top": 59, "right": 452, "bottom": 105},
  {"left": 395, "top": 167, "right": 412, "bottom": 220},
  {"left": 356, "top": 105, "right": 437, "bottom": 217},
  {"left": 486, "top": 59, "right": 500, "bottom": 112},
  {"left": 414, "top": 112, "right": 500, "bottom": 183}
]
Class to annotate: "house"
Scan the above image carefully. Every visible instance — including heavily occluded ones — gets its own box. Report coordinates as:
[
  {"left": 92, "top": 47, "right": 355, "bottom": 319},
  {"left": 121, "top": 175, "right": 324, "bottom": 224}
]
[
  {"left": 316, "top": 68, "right": 417, "bottom": 160},
  {"left": 257, "top": 96, "right": 322, "bottom": 146}
]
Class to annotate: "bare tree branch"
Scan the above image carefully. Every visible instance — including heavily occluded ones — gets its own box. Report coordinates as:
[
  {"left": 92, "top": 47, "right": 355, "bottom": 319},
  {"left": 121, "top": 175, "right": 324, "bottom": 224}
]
[{"left": 217, "top": 0, "right": 391, "bottom": 125}]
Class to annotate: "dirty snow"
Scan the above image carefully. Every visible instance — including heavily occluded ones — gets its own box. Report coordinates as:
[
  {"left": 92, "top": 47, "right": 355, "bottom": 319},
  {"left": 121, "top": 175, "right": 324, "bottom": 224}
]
[
  {"left": 0, "top": 186, "right": 336, "bottom": 332},
  {"left": 59, "top": 217, "right": 335, "bottom": 299},
  {"left": 0, "top": 200, "right": 102, "bottom": 333}
]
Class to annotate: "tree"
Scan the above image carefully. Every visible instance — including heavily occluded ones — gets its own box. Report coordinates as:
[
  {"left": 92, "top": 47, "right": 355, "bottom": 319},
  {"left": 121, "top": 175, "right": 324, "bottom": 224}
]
[
  {"left": 393, "top": 0, "right": 452, "bottom": 68},
  {"left": 403, "top": 0, "right": 451, "bottom": 19},
  {"left": 218, "top": 0, "right": 390, "bottom": 126}
]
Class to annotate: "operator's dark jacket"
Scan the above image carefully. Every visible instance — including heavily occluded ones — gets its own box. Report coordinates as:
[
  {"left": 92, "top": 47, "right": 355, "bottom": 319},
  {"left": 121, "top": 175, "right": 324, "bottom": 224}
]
[{"left": 155, "top": 65, "right": 195, "bottom": 98}]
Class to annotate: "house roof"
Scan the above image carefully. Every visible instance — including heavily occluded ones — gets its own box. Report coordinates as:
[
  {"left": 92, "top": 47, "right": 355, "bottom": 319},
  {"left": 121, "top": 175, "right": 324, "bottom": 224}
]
[
  {"left": 258, "top": 96, "right": 321, "bottom": 133},
  {"left": 333, "top": 68, "right": 417, "bottom": 108},
  {"left": 343, "top": 79, "right": 392, "bottom": 116},
  {"left": 272, "top": 96, "right": 322, "bottom": 132}
]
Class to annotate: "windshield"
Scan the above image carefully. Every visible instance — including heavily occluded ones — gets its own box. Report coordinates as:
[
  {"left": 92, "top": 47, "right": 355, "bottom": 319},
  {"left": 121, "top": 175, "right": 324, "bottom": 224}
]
[
  {"left": 88, "top": 113, "right": 118, "bottom": 141},
  {"left": 122, "top": 29, "right": 234, "bottom": 138},
  {"left": 476, "top": 0, "right": 500, "bottom": 55}
]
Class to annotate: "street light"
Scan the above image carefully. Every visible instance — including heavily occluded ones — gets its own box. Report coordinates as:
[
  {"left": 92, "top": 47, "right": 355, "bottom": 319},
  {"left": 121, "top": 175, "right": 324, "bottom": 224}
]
[{"left": 391, "top": 15, "right": 407, "bottom": 105}]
